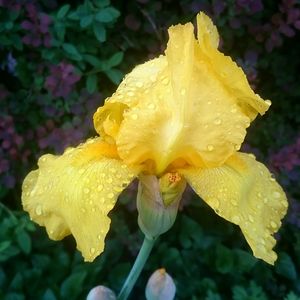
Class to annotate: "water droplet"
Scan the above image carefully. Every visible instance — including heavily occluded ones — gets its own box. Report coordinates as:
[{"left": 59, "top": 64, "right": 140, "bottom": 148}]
[
  {"left": 162, "top": 78, "right": 169, "bottom": 85},
  {"left": 207, "top": 144, "right": 214, "bottom": 151},
  {"left": 180, "top": 88, "right": 186, "bottom": 96},
  {"left": 49, "top": 230, "right": 54, "bottom": 235},
  {"left": 150, "top": 75, "right": 156, "bottom": 82},
  {"left": 248, "top": 215, "right": 254, "bottom": 223},
  {"left": 116, "top": 94, "right": 124, "bottom": 99},
  {"left": 273, "top": 191, "right": 281, "bottom": 199},
  {"left": 281, "top": 200, "right": 288, "bottom": 208},
  {"left": 270, "top": 221, "right": 277, "bottom": 229},
  {"left": 265, "top": 100, "right": 271, "bottom": 106},
  {"left": 127, "top": 91, "right": 134, "bottom": 97},
  {"left": 35, "top": 205, "right": 42, "bottom": 216},
  {"left": 231, "top": 107, "right": 237, "bottom": 113},
  {"left": 231, "top": 199, "right": 238, "bottom": 206},
  {"left": 81, "top": 208, "right": 86, "bottom": 213},
  {"left": 220, "top": 71, "right": 226, "bottom": 77},
  {"left": 207, "top": 101, "right": 212, "bottom": 105},
  {"left": 79, "top": 168, "right": 85, "bottom": 175},
  {"left": 89, "top": 200, "right": 93, "bottom": 205},
  {"left": 92, "top": 207, "right": 96, "bottom": 212},
  {"left": 84, "top": 188, "right": 90, "bottom": 194},
  {"left": 136, "top": 81, "right": 143, "bottom": 88},
  {"left": 148, "top": 103, "right": 155, "bottom": 109},
  {"left": 90, "top": 247, "right": 95, "bottom": 254},
  {"left": 257, "top": 192, "right": 262, "bottom": 198},
  {"left": 234, "top": 144, "right": 241, "bottom": 151},
  {"left": 108, "top": 193, "right": 114, "bottom": 199},
  {"left": 110, "top": 168, "right": 116, "bottom": 173},
  {"left": 106, "top": 177, "right": 113, "bottom": 184},
  {"left": 263, "top": 197, "right": 268, "bottom": 204},
  {"left": 232, "top": 215, "right": 240, "bottom": 223},
  {"left": 97, "top": 234, "right": 102, "bottom": 240},
  {"left": 214, "top": 118, "right": 222, "bottom": 125},
  {"left": 97, "top": 185, "right": 103, "bottom": 192},
  {"left": 131, "top": 114, "right": 138, "bottom": 120}
]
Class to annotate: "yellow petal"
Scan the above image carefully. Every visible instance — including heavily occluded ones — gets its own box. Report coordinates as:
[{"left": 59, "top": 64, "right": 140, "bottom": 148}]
[
  {"left": 22, "top": 138, "right": 139, "bottom": 262},
  {"left": 196, "top": 12, "right": 270, "bottom": 119},
  {"left": 94, "top": 13, "right": 271, "bottom": 174},
  {"left": 181, "top": 152, "right": 288, "bottom": 264}
]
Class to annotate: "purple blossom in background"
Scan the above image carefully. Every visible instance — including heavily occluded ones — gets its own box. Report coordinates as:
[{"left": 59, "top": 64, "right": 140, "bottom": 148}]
[
  {"left": 44, "top": 62, "right": 81, "bottom": 98},
  {"left": 287, "top": 199, "right": 300, "bottom": 229},
  {"left": 21, "top": 3, "right": 52, "bottom": 48},
  {"left": 236, "top": 0, "right": 263, "bottom": 14},
  {"left": 0, "top": 0, "right": 22, "bottom": 11},
  {"left": 270, "top": 137, "right": 300, "bottom": 172},
  {"left": 0, "top": 115, "right": 25, "bottom": 188},
  {"left": 35, "top": 89, "right": 101, "bottom": 154}
]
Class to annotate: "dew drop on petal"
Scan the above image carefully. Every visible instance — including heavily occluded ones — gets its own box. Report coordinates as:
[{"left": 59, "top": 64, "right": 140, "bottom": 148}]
[
  {"left": 265, "top": 100, "right": 272, "bottom": 106},
  {"left": 84, "top": 188, "right": 90, "bottom": 194},
  {"left": 273, "top": 191, "right": 281, "bottom": 199},
  {"left": 232, "top": 215, "right": 240, "bottom": 223},
  {"left": 131, "top": 114, "right": 138, "bottom": 120},
  {"left": 35, "top": 205, "right": 42, "bottom": 216},
  {"left": 162, "top": 78, "right": 169, "bottom": 85},
  {"left": 180, "top": 88, "right": 186, "bottom": 96},
  {"left": 108, "top": 193, "right": 114, "bottom": 199},
  {"left": 270, "top": 221, "right": 277, "bottom": 229},
  {"left": 214, "top": 118, "right": 222, "bottom": 125},
  {"left": 136, "top": 81, "right": 143, "bottom": 88},
  {"left": 90, "top": 247, "right": 95, "bottom": 254},
  {"left": 207, "top": 144, "right": 214, "bottom": 151}
]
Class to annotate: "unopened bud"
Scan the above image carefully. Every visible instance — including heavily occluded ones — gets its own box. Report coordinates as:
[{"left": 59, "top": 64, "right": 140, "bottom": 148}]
[
  {"left": 145, "top": 268, "right": 176, "bottom": 300},
  {"left": 86, "top": 285, "right": 116, "bottom": 300},
  {"left": 137, "top": 173, "right": 186, "bottom": 239}
]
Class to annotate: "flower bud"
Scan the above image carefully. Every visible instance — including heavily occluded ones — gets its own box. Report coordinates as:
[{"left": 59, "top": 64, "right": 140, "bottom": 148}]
[
  {"left": 86, "top": 285, "right": 116, "bottom": 300},
  {"left": 137, "top": 173, "right": 186, "bottom": 239},
  {"left": 145, "top": 268, "right": 176, "bottom": 300}
]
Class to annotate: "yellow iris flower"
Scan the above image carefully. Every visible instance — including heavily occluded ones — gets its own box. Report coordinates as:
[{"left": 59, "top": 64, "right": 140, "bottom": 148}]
[{"left": 22, "top": 13, "right": 287, "bottom": 265}]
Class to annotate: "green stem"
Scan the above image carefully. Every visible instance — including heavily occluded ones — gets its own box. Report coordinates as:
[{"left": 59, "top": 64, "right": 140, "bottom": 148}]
[{"left": 117, "top": 236, "right": 157, "bottom": 300}]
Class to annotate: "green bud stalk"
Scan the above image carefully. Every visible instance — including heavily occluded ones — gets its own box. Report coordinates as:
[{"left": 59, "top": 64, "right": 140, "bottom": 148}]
[{"left": 137, "top": 173, "right": 186, "bottom": 239}]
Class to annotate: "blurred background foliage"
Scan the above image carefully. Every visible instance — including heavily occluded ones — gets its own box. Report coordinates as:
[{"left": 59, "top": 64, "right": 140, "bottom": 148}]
[{"left": 0, "top": 0, "right": 300, "bottom": 299}]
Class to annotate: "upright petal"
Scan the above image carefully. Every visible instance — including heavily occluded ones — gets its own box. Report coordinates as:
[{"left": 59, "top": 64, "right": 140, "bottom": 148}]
[
  {"left": 94, "top": 13, "right": 271, "bottom": 174},
  {"left": 22, "top": 138, "right": 139, "bottom": 261},
  {"left": 182, "top": 152, "right": 288, "bottom": 264}
]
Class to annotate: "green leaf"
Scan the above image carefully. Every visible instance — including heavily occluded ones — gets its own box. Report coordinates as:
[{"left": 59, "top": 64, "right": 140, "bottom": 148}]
[
  {"left": 0, "top": 241, "right": 11, "bottom": 252},
  {"left": 4, "top": 293, "right": 25, "bottom": 300},
  {"left": 235, "top": 249, "right": 257, "bottom": 273},
  {"left": 60, "top": 272, "right": 87, "bottom": 299},
  {"left": 285, "top": 292, "right": 300, "bottom": 300},
  {"left": 95, "top": 7, "right": 120, "bottom": 23},
  {"left": 62, "top": 43, "right": 82, "bottom": 61},
  {"left": 93, "top": 22, "right": 106, "bottom": 42},
  {"left": 108, "top": 51, "right": 124, "bottom": 67},
  {"left": 93, "top": 0, "right": 110, "bottom": 8},
  {"left": 275, "top": 252, "right": 297, "bottom": 281},
  {"left": 83, "top": 54, "right": 103, "bottom": 68},
  {"left": 80, "top": 15, "right": 93, "bottom": 28},
  {"left": 42, "top": 289, "right": 57, "bottom": 300},
  {"left": 16, "top": 230, "right": 31, "bottom": 254},
  {"left": 86, "top": 74, "right": 98, "bottom": 93},
  {"left": 106, "top": 68, "right": 123, "bottom": 84},
  {"left": 57, "top": 4, "right": 71, "bottom": 19},
  {"left": 215, "top": 244, "right": 234, "bottom": 274}
]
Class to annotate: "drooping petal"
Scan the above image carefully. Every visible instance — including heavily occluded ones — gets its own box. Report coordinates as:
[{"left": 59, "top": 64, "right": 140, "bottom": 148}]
[
  {"left": 93, "top": 13, "right": 271, "bottom": 174},
  {"left": 181, "top": 152, "right": 288, "bottom": 264},
  {"left": 22, "top": 138, "right": 139, "bottom": 262}
]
